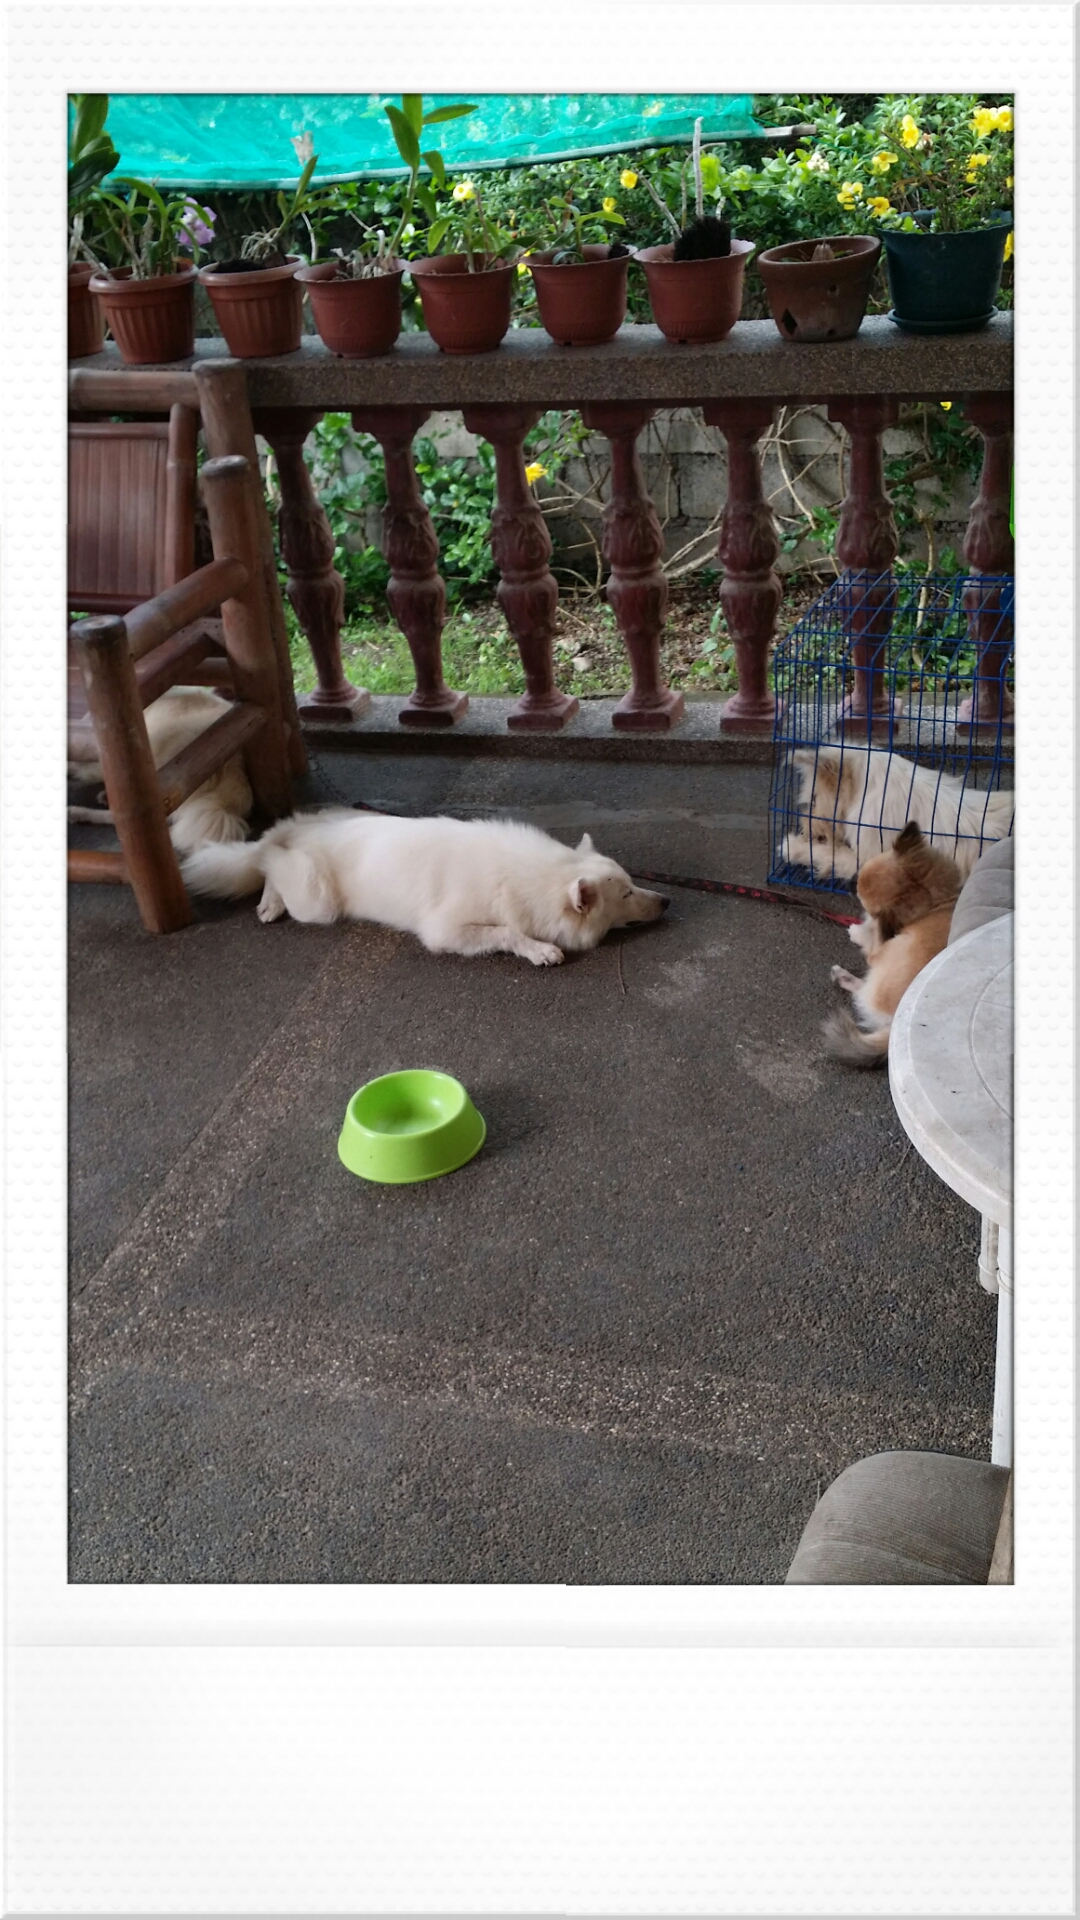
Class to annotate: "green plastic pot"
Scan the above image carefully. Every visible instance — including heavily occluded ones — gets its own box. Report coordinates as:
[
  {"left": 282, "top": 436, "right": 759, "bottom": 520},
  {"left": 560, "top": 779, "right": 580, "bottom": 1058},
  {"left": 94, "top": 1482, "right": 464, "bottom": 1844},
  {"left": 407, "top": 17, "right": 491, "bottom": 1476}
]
[
  {"left": 338, "top": 1070, "right": 486, "bottom": 1183},
  {"left": 882, "top": 219, "right": 1011, "bottom": 334}
]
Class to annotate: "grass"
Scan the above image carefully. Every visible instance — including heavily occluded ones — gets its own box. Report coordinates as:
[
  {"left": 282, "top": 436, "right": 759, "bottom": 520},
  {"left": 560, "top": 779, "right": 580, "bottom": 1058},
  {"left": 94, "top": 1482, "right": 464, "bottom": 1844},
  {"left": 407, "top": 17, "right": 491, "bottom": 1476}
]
[{"left": 285, "top": 572, "right": 829, "bottom": 701}]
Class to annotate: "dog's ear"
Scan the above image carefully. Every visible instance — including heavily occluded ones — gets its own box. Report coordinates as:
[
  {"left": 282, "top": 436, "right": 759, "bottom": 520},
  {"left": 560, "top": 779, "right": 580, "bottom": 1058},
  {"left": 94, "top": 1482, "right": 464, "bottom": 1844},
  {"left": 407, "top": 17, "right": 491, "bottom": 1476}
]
[
  {"left": 576, "top": 832, "right": 595, "bottom": 854},
  {"left": 893, "top": 820, "right": 924, "bottom": 857},
  {"left": 568, "top": 877, "right": 598, "bottom": 915}
]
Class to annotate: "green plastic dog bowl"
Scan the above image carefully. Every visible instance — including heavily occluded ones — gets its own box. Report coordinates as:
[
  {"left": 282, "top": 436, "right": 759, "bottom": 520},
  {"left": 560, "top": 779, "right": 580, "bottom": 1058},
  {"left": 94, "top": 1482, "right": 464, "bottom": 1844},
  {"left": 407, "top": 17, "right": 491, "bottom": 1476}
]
[{"left": 338, "top": 1070, "right": 486, "bottom": 1184}]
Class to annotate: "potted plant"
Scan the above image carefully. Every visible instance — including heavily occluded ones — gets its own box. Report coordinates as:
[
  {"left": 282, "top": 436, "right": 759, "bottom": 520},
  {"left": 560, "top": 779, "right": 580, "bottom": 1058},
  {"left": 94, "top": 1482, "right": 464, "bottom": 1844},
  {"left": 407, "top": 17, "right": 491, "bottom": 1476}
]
[
  {"left": 297, "top": 94, "right": 477, "bottom": 357},
  {"left": 868, "top": 97, "right": 1014, "bottom": 331},
  {"left": 632, "top": 119, "right": 755, "bottom": 343},
  {"left": 198, "top": 134, "right": 330, "bottom": 356},
  {"left": 67, "top": 94, "right": 121, "bottom": 357},
  {"left": 756, "top": 233, "right": 882, "bottom": 342},
  {"left": 523, "top": 193, "right": 630, "bottom": 345},
  {"left": 76, "top": 171, "right": 216, "bottom": 366},
  {"left": 410, "top": 181, "right": 520, "bottom": 354}
]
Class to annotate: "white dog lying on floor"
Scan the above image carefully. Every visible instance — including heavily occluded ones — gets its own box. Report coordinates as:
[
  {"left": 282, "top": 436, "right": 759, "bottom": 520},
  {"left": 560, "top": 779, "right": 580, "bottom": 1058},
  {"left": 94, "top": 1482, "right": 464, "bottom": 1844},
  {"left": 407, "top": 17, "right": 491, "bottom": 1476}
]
[
  {"left": 182, "top": 810, "right": 669, "bottom": 965},
  {"left": 67, "top": 686, "right": 252, "bottom": 855},
  {"left": 782, "top": 742, "right": 1014, "bottom": 883}
]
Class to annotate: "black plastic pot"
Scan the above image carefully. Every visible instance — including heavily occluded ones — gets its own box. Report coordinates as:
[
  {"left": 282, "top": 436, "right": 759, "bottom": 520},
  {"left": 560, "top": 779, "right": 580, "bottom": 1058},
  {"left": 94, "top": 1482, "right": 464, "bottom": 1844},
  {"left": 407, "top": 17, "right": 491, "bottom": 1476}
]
[{"left": 882, "top": 219, "right": 1011, "bottom": 334}]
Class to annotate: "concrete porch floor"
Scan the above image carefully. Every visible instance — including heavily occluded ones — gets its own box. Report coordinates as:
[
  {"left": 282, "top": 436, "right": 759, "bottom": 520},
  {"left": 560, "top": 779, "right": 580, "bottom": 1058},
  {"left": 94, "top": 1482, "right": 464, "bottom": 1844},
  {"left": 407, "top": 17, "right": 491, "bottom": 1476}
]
[{"left": 68, "top": 725, "right": 996, "bottom": 1584}]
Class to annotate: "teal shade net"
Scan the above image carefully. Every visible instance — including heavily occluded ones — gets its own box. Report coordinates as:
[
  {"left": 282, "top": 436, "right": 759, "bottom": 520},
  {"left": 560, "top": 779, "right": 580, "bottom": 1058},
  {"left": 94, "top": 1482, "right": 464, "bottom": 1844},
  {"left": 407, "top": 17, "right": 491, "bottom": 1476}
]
[{"left": 99, "top": 94, "right": 765, "bottom": 189}]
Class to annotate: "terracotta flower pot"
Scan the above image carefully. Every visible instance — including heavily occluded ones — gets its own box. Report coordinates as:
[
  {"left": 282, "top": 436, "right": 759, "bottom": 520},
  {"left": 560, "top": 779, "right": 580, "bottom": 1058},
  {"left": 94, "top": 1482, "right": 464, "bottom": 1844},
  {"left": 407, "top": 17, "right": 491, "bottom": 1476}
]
[
  {"left": 634, "top": 237, "right": 754, "bottom": 344},
  {"left": 882, "top": 221, "right": 1011, "bottom": 333},
  {"left": 757, "top": 234, "right": 881, "bottom": 343},
  {"left": 295, "top": 259, "right": 405, "bottom": 357},
  {"left": 68, "top": 263, "right": 104, "bottom": 359},
  {"left": 410, "top": 254, "right": 515, "bottom": 354},
  {"left": 198, "top": 257, "right": 303, "bottom": 358},
  {"left": 526, "top": 245, "right": 629, "bottom": 346},
  {"left": 88, "top": 264, "right": 197, "bottom": 365}
]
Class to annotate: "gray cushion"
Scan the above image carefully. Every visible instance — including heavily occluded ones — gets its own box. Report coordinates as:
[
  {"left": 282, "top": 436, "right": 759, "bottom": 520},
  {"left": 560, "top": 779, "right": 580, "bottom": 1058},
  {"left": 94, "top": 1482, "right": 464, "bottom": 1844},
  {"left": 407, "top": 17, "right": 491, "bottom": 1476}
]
[
  {"left": 949, "top": 836, "right": 1014, "bottom": 944},
  {"left": 785, "top": 1451, "right": 1011, "bottom": 1584}
]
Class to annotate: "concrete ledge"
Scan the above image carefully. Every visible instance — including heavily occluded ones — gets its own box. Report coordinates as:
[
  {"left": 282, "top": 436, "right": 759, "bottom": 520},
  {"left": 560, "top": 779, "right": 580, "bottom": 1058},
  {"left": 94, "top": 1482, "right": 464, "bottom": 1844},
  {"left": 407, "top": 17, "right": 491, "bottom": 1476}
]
[
  {"left": 77, "top": 313, "right": 1013, "bottom": 409},
  {"left": 300, "top": 693, "right": 778, "bottom": 764}
]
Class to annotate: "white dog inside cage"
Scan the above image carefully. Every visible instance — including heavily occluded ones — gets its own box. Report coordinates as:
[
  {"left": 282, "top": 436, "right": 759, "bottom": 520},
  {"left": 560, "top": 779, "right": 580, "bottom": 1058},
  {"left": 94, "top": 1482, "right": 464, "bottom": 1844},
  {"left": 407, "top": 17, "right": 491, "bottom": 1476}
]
[{"left": 781, "top": 744, "right": 1014, "bottom": 883}]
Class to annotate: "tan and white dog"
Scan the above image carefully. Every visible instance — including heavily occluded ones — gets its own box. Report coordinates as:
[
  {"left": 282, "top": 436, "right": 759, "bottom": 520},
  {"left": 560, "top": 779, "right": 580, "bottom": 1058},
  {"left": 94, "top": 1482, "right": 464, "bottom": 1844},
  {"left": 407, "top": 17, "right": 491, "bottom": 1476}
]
[
  {"left": 823, "top": 820, "right": 962, "bottom": 1067},
  {"left": 182, "top": 811, "right": 669, "bottom": 965},
  {"left": 68, "top": 685, "right": 252, "bottom": 856},
  {"left": 782, "top": 743, "right": 1013, "bottom": 883}
]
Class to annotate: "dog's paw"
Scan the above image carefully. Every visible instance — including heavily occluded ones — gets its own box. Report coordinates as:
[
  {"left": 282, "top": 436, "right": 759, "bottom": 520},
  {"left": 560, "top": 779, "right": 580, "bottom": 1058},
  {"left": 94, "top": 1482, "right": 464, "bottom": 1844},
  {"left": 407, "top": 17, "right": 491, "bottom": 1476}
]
[
  {"left": 256, "top": 887, "right": 285, "bottom": 924},
  {"left": 830, "top": 963, "right": 860, "bottom": 991},
  {"left": 528, "top": 942, "right": 565, "bottom": 966}
]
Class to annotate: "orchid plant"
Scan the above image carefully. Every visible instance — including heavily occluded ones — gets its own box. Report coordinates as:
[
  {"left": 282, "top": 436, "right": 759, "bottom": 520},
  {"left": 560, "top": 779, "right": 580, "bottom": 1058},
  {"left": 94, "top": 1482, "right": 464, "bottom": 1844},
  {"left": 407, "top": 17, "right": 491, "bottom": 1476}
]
[
  {"left": 233, "top": 132, "right": 330, "bottom": 265},
  {"left": 73, "top": 176, "right": 218, "bottom": 279},
  {"left": 426, "top": 177, "right": 519, "bottom": 268},
  {"left": 67, "top": 93, "right": 121, "bottom": 268},
  {"left": 533, "top": 190, "right": 627, "bottom": 263},
  {"left": 634, "top": 119, "right": 731, "bottom": 259},
  {"left": 328, "top": 94, "right": 478, "bottom": 277}
]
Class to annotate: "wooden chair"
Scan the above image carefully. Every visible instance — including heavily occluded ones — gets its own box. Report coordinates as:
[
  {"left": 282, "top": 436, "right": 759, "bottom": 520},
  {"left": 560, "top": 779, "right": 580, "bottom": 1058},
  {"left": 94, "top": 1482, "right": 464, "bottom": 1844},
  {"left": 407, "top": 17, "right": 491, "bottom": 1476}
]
[{"left": 68, "top": 368, "right": 298, "bottom": 933}]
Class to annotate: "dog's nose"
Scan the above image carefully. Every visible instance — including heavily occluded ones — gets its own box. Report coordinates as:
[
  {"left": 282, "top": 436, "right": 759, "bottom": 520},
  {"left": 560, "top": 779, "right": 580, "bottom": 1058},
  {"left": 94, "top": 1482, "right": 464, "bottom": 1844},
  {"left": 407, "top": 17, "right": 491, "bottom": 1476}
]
[{"left": 658, "top": 895, "right": 670, "bottom": 912}]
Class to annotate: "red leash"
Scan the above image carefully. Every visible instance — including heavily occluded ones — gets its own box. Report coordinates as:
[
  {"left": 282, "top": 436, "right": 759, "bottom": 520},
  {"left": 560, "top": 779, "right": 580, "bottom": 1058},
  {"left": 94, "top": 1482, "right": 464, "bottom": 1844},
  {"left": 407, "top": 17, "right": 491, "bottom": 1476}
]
[{"left": 628, "top": 869, "right": 861, "bottom": 927}]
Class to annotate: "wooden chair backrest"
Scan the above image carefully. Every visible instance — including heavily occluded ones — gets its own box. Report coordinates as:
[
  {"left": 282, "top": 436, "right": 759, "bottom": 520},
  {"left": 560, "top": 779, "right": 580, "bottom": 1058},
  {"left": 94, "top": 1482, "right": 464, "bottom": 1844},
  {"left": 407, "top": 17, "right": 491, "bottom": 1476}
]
[{"left": 68, "top": 404, "right": 199, "bottom": 614}]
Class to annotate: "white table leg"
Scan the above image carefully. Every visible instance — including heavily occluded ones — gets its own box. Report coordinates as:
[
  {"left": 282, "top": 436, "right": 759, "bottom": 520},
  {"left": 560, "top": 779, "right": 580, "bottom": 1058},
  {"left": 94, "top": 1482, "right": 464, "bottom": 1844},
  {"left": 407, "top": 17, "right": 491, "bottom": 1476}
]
[{"left": 991, "top": 1223, "right": 1013, "bottom": 1467}]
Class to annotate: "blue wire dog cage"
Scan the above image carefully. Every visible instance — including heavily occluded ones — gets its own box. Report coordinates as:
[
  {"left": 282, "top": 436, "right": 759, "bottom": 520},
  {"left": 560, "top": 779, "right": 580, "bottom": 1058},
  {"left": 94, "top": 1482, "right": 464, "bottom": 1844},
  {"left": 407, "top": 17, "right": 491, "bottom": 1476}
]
[{"left": 768, "top": 570, "right": 1015, "bottom": 893}]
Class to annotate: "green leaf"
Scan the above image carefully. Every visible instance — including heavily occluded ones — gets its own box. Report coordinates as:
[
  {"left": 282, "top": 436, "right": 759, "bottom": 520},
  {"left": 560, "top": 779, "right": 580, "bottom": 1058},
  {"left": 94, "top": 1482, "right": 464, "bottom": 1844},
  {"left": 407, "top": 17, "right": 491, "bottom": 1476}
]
[
  {"left": 421, "top": 103, "right": 478, "bottom": 126},
  {"left": 416, "top": 183, "right": 437, "bottom": 220},
  {"left": 427, "top": 214, "right": 451, "bottom": 253},
  {"left": 422, "top": 149, "right": 446, "bottom": 189},
  {"left": 401, "top": 94, "right": 424, "bottom": 134},
  {"left": 385, "top": 104, "right": 420, "bottom": 171},
  {"left": 71, "top": 94, "right": 109, "bottom": 155},
  {"left": 295, "top": 153, "right": 318, "bottom": 198}
]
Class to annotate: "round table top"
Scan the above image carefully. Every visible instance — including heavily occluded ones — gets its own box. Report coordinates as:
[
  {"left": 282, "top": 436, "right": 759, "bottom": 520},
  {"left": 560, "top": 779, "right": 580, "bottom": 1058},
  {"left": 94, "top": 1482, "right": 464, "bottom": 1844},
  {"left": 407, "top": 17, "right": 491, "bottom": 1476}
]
[{"left": 888, "top": 915, "right": 1012, "bottom": 1226}]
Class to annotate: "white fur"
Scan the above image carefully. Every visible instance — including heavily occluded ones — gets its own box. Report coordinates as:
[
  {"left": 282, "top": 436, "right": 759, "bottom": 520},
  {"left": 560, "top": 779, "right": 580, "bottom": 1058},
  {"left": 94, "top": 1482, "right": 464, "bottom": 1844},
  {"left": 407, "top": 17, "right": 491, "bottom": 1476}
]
[
  {"left": 782, "top": 743, "right": 1013, "bottom": 882},
  {"left": 67, "top": 686, "right": 252, "bottom": 855},
  {"left": 182, "top": 812, "right": 668, "bottom": 965}
]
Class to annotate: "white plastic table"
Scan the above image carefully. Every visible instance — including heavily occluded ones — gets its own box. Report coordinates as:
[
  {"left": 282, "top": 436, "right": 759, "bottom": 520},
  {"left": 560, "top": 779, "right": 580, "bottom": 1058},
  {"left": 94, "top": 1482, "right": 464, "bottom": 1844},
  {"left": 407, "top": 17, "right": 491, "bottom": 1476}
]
[{"left": 888, "top": 916, "right": 1013, "bottom": 1465}]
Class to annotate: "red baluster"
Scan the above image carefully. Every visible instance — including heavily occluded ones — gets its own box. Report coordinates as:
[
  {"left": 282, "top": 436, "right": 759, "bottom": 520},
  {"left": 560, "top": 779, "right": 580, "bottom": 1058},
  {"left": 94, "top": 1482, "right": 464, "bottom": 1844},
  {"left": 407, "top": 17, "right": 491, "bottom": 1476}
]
[
  {"left": 580, "top": 402, "right": 683, "bottom": 731},
  {"left": 351, "top": 405, "right": 467, "bottom": 727},
  {"left": 958, "top": 392, "right": 1014, "bottom": 732},
  {"left": 703, "top": 398, "right": 782, "bottom": 732},
  {"left": 828, "top": 395, "right": 901, "bottom": 733},
  {"left": 253, "top": 408, "right": 370, "bottom": 721},
  {"left": 462, "top": 404, "right": 578, "bottom": 731}
]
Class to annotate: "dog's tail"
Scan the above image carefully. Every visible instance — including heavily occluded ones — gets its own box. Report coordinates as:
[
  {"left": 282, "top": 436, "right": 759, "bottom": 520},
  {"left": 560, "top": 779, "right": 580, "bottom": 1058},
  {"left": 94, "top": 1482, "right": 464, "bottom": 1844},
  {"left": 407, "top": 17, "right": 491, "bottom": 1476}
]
[
  {"left": 822, "top": 1008, "right": 890, "bottom": 1068},
  {"left": 181, "top": 838, "right": 266, "bottom": 899}
]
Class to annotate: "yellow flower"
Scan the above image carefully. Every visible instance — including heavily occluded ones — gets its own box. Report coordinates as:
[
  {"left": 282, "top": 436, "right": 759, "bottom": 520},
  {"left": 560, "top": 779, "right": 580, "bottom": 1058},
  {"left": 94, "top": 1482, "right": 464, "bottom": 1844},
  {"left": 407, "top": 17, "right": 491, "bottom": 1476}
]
[
  {"left": 452, "top": 180, "right": 475, "bottom": 202},
  {"left": 867, "top": 195, "right": 891, "bottom": 216},
  {"left": 524, "top": 462, "right": 547, "bottom": 485},
  {"left": 971, "top": 107, "right": 997, "bottom": 138},
  {"left": 619, "top": 169, "right": 638, "bottom": 190},
  {"left": 967, "top": 152, "right": 990, "bottom": 168},
  {"left": 836, "top": 181, "right": 862, "bottom": 207},
  {"left": 1006, "top": 175, "right": 1013, "bottom": 189},
  {"left": 602, "top": 196, "right": 617, "bottom": 213},
  {"left": 939, "top": 401, "right": 953, "bottom": 411},
  {"left": 870, "top": 149, "right": 898, "bottom": 174},
  {"left": 900, "top": 114, "right": 921, "bottom": 149},
  {"left": 1003, "top": 231, "right": 1013, "bottom": 261},
  {"left": 994, "top": 106, "right": 1013, "bottom": 133}
]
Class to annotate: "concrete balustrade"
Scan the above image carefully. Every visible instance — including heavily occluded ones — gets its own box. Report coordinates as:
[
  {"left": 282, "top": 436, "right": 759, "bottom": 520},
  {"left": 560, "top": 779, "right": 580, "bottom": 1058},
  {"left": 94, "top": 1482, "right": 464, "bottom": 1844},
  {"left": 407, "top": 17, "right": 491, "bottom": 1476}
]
[{"left": 74, "top": 317, "right": 1013, "bottom": 737}]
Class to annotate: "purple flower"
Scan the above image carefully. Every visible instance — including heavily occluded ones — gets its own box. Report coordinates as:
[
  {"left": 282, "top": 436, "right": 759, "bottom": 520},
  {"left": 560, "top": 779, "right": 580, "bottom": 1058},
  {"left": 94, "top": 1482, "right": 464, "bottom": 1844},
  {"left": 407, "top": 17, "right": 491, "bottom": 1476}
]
[{"left": 178, "top": 200, "right": 216, "bottom": 250}]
